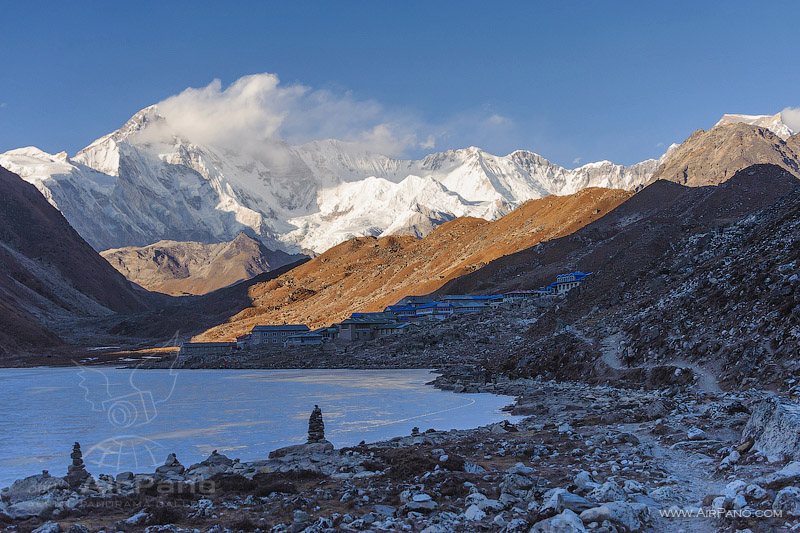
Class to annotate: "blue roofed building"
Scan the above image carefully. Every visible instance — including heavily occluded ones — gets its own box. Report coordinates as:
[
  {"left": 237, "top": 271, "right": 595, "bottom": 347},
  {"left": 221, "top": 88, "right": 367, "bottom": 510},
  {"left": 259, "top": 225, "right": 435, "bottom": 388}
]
[
  {"left": 384, "top": 304, "right": 418, "bottom": 321},
  {"left": 555, "top": 271, "right": 592, "bottom": 294},
  {"left": 415, "top": 301, "right": 455, "bottom": 320}
]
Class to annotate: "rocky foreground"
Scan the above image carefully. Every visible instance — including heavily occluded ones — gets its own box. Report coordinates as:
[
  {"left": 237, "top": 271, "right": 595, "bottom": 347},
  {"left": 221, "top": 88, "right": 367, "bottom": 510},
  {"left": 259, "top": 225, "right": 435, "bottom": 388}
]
[{"left": 3, "top": 375, "right": 800, "bottom": 533}]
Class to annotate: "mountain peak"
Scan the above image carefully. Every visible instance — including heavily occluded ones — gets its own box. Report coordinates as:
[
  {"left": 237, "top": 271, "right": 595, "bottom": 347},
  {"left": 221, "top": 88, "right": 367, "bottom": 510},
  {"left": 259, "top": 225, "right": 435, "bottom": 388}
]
[{"left": 715, "top": 112, "right": 795, "bottom": 139}]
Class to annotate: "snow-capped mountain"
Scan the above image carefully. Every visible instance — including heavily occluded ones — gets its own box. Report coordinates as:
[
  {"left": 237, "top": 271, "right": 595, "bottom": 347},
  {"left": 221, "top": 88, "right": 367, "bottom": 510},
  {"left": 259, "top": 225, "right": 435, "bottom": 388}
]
[
  {"left": 0, "top": 105, "right": 662, "bottom": 253},
  {"left": 715, "top": 112, "right": 796, "bottom": 139}
]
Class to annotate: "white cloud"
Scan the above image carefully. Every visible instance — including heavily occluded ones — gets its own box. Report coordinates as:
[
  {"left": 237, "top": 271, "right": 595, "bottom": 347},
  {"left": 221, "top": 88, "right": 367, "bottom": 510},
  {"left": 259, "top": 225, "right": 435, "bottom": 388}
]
[
  {"left": 781, "top": 107, "right": 800, "bottom": 133},
  {"left": 572, "top": 157, "right": 583, "bottom": 165},
  {"left": 486, "top": 113, "right": 512, "bottom": 127},
  {"left": 143, "top": 73, "right": 516, "bottom": 158},
  {"left": 149, "top": 73, "right": 428, "bottom": 157},
  {"left": 0, "top": 102, "right": 7, "bottom": 109}
]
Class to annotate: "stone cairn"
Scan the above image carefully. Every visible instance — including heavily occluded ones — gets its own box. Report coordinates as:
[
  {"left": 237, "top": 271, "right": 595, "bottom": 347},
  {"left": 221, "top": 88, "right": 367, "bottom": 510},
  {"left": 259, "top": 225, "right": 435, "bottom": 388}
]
[
  {"left": 307, "top": 405, "right": 325, "bottom": 443},
  {"left": 66, "top": 442, "right": 90, "bottom": 488}
]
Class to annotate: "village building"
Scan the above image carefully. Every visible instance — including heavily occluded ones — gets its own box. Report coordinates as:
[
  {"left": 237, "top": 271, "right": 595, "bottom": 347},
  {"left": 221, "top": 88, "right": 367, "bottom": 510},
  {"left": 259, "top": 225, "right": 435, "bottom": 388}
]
[
  {"left": 235, "top": 334, "right": 252, "bottom": 349},
  {"left": 284, "top": 332, "right": 324, "bottom": 346},
  {"left": 555, "top": 271, "right": 592, "bottom": 294},
  {"left": 375, "top": 322, "right": 412, "bottom": 337},
  {"left": 250, "top": 324, "right": 310, "bottom": 346},
  {"left": 394, "top": 295, "right": 436, "bottom": 308},
  {"left": 383, "top": 304, "right": 418, "bottom": 321},
  {"left": 414, "top": 301, "right": 455, "bottom": 320},
  {"left": 338, "top": 312, "right": 397, "bottom": 342},
  {"left": 312, "top": 326, "right": 339, "bottom": 342},
  {"left": 442, "top": 295, "right": 503, "bottom": 313},
  {"left": 503, "top": 290, "right": 539, "bottom": 304},
  {"left": 178, "top": 341, "right": 236, "bottom": 358}
]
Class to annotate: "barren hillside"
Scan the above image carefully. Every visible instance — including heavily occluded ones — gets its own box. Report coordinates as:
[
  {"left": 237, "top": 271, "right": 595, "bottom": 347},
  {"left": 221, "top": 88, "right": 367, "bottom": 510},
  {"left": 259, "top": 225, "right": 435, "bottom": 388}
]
[
  {"left": 101, "top": 233, "right": 303, "bottom": 296},
  {"left": 197, "top": 187, "right": 631, "bottom": 340},
  {"left": 651, "top": 123, "right": 800, "bottom": 186},
  {"left": 0, "top": 166, "right": 154, "bottom": 356}
]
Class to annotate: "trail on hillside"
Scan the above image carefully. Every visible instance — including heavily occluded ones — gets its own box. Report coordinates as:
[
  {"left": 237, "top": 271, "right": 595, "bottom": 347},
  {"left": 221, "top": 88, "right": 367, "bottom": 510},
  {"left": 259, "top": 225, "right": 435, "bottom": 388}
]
[{"left": 565, "top": 326, "right": 722, "bottom": 393}]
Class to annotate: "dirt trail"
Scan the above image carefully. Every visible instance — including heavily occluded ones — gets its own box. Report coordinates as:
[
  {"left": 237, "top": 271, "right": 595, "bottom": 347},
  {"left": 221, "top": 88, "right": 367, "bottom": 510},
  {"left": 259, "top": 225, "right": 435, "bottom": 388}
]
[
  {"left": 629, "top": 423, "right": 723, "bottom": 532},
  {"left": 566, "top": 326, "right": 723, "bottom": 394}
]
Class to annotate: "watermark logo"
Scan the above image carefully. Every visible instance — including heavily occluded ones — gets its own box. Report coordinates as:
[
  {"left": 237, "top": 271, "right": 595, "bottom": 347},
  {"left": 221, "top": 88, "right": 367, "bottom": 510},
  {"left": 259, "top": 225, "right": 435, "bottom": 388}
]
[
  {"left": 660, "top": 507, "right": 783, "bottom": 520},
  {"left": 74, "top": 338, "right": 180, "bottom": 473}
]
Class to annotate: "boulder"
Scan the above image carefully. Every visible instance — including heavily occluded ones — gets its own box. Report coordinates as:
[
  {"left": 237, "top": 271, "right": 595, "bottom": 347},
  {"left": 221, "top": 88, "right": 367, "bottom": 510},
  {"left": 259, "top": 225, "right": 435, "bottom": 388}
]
[
  {"left": 573, "top": 471, "right": 599, "bottom": 493},
  {"left": 773, "top": 486, "right": 800, "bottom": 517},
  {"left": 155, "top": 453, "right": 186, "bottom": 478},
  {"left": 754, "top": 461, "right": 800, "bottom": 489},
  {"left": 530, "top": 509, "right": 587, "bottom": 532},
  {"left": 686, "top": 427, "right": 707, "bottom": 441},
  {"left": 588, "top": 480, "right": 626, "bottom": 503},
  {"left": 3, "top": 498, "right": 58, "bottom": 520},
  {"left": 742, "top": 397, "right": 800, "bottom": 462},
  {"left": 579, "top": 502, "right": 650, "bottom": 532},
  {"left": 3, "top": 472, "right": 68, "bottom": 503},
  {"left": 185, "top": 450, "right": 235, "bottom": 478},
  {"left": 32, "top": 522, "right": 61, "bottom": 533},
  {"left": 542, "top": 489, "right": 595, "bottom": 514},
  {"left": 269, "top": 441, "right": 334, "bottom": 459},
  {"left": 464, "top": 504, "right": 486, "bottom": 521}
]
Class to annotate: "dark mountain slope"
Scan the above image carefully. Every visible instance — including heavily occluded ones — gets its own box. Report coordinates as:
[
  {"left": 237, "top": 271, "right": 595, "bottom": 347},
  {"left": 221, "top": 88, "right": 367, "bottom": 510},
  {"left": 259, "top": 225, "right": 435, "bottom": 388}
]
[
  {"left": 442, "top": 164, "right": 799, "bottom": 298},
  {"left": 444, "top": 164, "right": 798, "bottom": 391},
  {"left": 0, "top": 166, "right": 154, "bottom": 355}
]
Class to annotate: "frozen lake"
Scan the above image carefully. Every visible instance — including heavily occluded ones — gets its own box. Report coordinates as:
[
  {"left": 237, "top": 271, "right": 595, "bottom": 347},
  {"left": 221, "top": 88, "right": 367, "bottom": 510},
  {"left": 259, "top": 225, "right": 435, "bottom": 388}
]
[{"left": 0, "top": 368, "right": 517, "bottom": 487}]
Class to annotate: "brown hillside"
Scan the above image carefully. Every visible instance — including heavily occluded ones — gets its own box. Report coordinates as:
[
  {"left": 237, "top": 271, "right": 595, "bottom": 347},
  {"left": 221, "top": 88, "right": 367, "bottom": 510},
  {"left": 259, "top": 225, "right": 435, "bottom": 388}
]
[
  {"left": 197, "top": 187, "right": 631, "bottom": 340},
  {"left": 101, "top": 233, "right": 304, "bottom": 296}
]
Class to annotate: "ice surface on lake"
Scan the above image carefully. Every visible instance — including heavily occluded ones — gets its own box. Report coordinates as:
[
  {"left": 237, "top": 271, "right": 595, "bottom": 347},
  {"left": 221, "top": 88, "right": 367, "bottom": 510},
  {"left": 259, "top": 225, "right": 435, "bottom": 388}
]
[{"left": 0, "top": 368, "right": 517, "bottom": 486}]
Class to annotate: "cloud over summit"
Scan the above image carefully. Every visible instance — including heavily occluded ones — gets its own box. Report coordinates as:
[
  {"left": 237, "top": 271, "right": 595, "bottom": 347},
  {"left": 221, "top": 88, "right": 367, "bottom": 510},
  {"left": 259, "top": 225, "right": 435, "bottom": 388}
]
[{"left": 147, "top": 73, "right": 515, "bottom": 158}]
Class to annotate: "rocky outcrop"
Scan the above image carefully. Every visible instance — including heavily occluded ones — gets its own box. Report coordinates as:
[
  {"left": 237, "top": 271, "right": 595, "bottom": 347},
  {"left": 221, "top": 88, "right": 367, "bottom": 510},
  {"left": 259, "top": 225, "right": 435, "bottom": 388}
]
[{"left": 743, "top": 398, "right": 800, "bottom": 462}]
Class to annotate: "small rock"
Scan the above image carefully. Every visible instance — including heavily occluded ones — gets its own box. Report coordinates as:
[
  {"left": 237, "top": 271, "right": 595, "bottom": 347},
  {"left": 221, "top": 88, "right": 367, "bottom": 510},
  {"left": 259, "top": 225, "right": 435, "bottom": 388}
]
[
  {"left": 573, "top": 471, "right": 599, "bottom": 492},
  {"left": 589, "top": 480, "right": 626, "bottom": 503},
  {"left": 464, "top": 504, "right": 486, "bottom": 521},
  {"left": 687, "top": 427, "right": 707, "bottom": 441},
  {"left": 125, "top": 510, "right": 151, "bottom": 525},
  {"left": 32, "top": 522, "right": 61, "bottom": 533}
]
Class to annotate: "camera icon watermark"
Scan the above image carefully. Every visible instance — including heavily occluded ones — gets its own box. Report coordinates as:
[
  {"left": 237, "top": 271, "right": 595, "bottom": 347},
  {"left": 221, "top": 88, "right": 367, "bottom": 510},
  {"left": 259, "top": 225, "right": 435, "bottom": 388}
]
[
  {"left": 74, "top": 337, "right": 181, "bottom": 472},
  {"left": 102, "top": 390, "right": 158, "bottom": 428}
]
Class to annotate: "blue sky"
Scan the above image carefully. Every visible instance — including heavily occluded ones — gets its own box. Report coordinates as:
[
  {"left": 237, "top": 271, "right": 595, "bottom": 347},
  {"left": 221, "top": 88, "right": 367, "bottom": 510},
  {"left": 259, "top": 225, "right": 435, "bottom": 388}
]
[{"left": 1, "top": 1, "right": 798, "bottom": 166}]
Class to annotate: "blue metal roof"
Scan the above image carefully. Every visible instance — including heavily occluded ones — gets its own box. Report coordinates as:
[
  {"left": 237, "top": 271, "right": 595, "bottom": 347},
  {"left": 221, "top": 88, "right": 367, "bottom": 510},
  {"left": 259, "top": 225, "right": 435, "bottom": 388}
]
[
  {"left": 385, "top": 305, "right": 415, "bottom": 312},
  {"left": 441, "top": 294, "right": 503, "bottom": 301},
  {"left": 252, "top": 324, "right": 310, "bottom": 332},
  {"left": 416, "top": 302, "right": 454, "bottom": 309}
]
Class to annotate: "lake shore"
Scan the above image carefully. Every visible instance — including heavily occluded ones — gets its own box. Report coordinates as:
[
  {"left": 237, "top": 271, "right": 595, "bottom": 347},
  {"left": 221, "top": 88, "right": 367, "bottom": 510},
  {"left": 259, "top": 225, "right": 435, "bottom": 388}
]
[{"left": 3, "top": 370, "right": 799, "bottom": 532}]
